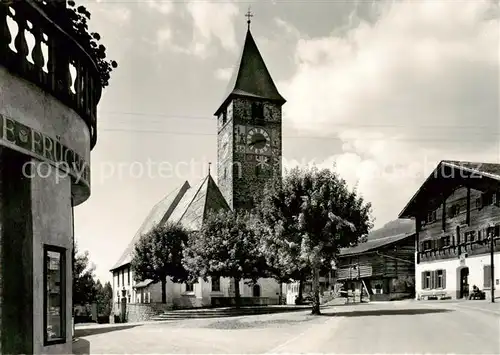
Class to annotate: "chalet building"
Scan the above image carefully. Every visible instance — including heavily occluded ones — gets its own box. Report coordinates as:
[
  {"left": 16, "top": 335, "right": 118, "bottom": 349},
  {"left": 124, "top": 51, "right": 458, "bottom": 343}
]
[
  {"left": 111, "top": 19, "right": 285, "bottom": 316},
  {"left": 399, "top": 160, "right": 500, "bottom": 300},
  {"left": 335, "top": 220, "right": 416, "bottom": 301}
]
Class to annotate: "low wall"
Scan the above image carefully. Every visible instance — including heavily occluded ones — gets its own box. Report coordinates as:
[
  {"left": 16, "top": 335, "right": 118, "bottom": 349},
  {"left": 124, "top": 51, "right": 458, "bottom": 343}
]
[
  {"left": 211, "top": 297, "right": 278, "bottom": 307},
  {"left": 123, "top": 303, "right": 172, "bottom": 323},
  {"left": 371, "top": 292, "right": 413, "bottom": 301}
]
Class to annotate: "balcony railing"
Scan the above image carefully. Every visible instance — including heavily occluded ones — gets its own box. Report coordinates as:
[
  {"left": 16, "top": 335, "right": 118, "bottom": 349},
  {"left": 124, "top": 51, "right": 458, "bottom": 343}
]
[{"left": 1, "top": 0, "right": 101, "bottom": 148}]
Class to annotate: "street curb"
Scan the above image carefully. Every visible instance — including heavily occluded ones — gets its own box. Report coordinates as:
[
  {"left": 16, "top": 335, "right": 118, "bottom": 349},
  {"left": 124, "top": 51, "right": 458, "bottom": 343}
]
[{"left": 454, "top": 304, "right": 500, "bottom": 316}]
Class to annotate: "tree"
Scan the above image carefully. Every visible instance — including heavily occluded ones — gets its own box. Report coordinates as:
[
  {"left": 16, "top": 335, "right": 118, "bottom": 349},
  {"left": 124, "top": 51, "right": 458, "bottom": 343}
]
[
  {"left": 95, "top": 281, "right": 113, "bottom": 317},
  {"left": 183, "top": 210, "right": 267, "bottom": 307},
  {"left": 130, "top": 223, "right": 190, "bottom": 304},
  {"left": 255, "top": 175, "right": 312, "bottom": 304},
  {"left": 73, "top": 245, "right": 97, "bottom": 307},
  {"left": 258, "top": 166, "right": 373, "bottom": 314}
]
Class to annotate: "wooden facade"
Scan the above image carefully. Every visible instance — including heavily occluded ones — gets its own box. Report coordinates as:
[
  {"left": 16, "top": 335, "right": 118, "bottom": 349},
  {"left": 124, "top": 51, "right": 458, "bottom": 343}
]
[
  {"left": 336, "top": 230, "right": 416, "bottom": 301},
  {"left": 399, "top": 160, "right": 500, "bottom": 300}
]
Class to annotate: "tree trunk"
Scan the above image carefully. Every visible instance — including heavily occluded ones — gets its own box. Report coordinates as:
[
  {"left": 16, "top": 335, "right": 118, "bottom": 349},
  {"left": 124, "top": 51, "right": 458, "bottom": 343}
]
[
  {"left": 297, "top": 278, "right": 304, "bottom": 304},
  {"left": 234, "top": 277, "right": 241, "bottom": 308},
  {"left": 311, "top": 267, "right": 321, "bottom": 315},
  {"left": 279, "top": 281, "right": 283, "bottom": 305},
  {"left": 161, "top": 277, "right": 167, "bottom": 304}
]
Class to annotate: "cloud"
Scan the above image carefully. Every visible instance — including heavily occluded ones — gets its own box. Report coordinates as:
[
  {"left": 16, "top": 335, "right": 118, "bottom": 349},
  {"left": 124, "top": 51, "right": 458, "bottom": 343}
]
[
  {"left": 147, "top": 0, "right": 174, "bottom": 15},
  {"left": 183, "top": 0, "right": 240, "bottom": 58},
  {"left": 214, "top": 67, "right": 233, "bottom": 81},
  {"left": 280, "top": 0, "right": 500, "bottom": 228}
]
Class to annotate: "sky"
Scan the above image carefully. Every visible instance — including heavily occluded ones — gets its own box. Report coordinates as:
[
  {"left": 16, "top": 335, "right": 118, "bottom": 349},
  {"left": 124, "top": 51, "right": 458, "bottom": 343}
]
[{"left": 74, "top": 0, "right": 500, "bottom": 283}]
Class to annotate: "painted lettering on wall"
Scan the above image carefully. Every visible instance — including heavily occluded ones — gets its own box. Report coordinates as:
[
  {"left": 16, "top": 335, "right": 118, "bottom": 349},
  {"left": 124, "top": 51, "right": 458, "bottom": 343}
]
[{"left": 0, "top": 114, "right": 90, "bottom": 185}]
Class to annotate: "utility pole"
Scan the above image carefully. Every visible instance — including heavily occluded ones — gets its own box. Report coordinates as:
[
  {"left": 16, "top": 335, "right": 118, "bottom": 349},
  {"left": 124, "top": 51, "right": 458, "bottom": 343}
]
[{"left": 490, "top": 228, "right": 495, "bottom": 303}]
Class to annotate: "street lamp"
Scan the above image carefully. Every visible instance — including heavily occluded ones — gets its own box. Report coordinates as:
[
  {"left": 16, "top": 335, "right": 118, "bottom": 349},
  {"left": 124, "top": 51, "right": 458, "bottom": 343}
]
[{"left": 488, "top": 223, "right": 495, "bottom": 303}]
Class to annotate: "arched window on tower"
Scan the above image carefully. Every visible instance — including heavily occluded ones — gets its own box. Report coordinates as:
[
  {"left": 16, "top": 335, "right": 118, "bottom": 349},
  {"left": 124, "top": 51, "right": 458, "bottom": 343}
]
[
  {"left": 255, "top": 165, "right": 261, "bottom": 177},
  {"left": 251, "top": 102, "right": 264, "bottom": 125},
  {"left": 233, "top": 163, "right": 241, "bottom": 179}
]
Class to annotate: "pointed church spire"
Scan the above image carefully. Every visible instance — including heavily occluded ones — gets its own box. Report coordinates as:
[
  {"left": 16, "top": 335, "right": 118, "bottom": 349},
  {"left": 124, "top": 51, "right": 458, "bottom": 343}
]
[{"left": 214, "top": 16, "right": 286, "bottom": 116}]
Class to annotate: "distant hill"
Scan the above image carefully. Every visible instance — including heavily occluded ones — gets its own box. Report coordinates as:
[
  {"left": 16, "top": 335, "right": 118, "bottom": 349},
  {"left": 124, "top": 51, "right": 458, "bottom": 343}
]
[{"left": 368, "top": 219, "right": 415, "bottom": 240}]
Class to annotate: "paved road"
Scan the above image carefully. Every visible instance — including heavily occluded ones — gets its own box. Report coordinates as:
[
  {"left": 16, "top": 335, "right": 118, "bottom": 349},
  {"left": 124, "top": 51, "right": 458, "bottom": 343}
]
[{"left": 79, "top": 301, "right": 500, "bottom": 354}]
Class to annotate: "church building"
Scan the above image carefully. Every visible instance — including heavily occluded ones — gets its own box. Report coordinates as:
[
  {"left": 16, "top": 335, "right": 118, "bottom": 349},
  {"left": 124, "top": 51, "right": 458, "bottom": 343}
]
[{"left": 110, "top": 16, "right": 286, "bottom": 311}]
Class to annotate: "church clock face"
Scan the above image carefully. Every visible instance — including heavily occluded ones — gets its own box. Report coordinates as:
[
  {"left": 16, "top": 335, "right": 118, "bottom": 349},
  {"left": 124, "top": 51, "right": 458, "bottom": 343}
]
[{"left": 246, "top": 127, "right": 270, "bottom": 155}]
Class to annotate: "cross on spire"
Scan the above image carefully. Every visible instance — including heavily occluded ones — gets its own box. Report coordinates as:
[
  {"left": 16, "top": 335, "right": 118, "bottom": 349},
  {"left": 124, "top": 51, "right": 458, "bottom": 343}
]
[{"left": 245, "top": 7, "right": 253, "bottom": 29}]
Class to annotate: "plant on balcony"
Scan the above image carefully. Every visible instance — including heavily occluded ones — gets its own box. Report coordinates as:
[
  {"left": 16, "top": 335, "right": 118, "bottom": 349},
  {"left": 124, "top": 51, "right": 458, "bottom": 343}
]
[{"left": 65, "top": 0, "right": 117, "bottom": 88}]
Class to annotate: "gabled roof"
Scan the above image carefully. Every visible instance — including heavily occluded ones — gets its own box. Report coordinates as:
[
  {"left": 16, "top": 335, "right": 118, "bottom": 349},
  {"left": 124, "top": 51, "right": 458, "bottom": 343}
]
[
  {"left": 338, "top": 219, "right": 415, "bottom": 257},
  {"left": 110, "top": 175, "right": 230, "bottom": 271},
  {"left": 399, "top": 160, "right": 500, "bottom": 219},
  {"left": 214, "top": 29, "right": 286, "bottom": 116},
  {"left": 169, "top": 174, "right": 230, "bottom": 231},
  {"left": 110, "top": 181, "right": 190, "bottom": 271},
  {"left": 339, "top": 233, "right": 414, "bottom": 257}
]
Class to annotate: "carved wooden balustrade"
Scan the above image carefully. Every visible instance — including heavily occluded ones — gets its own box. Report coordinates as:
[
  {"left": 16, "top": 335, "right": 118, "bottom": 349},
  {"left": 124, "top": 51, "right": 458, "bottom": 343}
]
[{"left": 0, "top": 0, "right": 101, "bottom": 148}]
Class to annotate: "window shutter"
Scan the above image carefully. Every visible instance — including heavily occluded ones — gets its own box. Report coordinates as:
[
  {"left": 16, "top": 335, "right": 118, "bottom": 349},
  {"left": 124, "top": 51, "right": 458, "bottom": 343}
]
[
  {"left": 442, "top": 269, "right": 446, "bottom": 289},
  {"left": 421, "top": 272, "right": 426, "bottom": 289},
  {"left": 484, "top": 265, "right": 492, "bottom": 288}
]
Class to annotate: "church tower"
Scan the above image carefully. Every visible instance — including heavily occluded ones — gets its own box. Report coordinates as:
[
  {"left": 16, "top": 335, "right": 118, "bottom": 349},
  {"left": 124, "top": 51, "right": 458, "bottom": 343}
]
[{"left": 215, "top": 12, "right": 286, "bottom": 211}]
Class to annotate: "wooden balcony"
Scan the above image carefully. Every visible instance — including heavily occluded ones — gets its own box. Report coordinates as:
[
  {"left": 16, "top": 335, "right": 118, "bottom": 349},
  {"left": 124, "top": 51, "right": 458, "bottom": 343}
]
[
  {"left": 1, "top": 0, "right": 101, "bottom": 148},
  {"left": 419, "top": 237, "right": 500, "bottom": 262},
  {"left": 336, "top": 265, "right": 373, "bottom": 281}
]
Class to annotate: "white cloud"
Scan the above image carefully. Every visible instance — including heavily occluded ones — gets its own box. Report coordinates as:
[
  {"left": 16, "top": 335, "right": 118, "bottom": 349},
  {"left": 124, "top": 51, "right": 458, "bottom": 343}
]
[
  {"left": 147, "top": 0, "right": 174, "bottom": 15},
  {"left": 280, "top": 0, "right": 500, "bottom": 228},
  {"left": 214, "top": 67, "right": 233, "bottom": 81},
  {"left": 183, "top": 0, "right": 240, "bottom": 58}
]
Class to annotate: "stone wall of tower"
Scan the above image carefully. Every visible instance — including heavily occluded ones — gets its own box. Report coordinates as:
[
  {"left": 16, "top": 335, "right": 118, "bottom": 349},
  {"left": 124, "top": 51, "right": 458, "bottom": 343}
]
[
  {"left": 216, "top": 97, "right": 283, "bottom": 211},
  {"left": 217, "top": 102, "right": 234, "bottom": 209},
  {"left": 232, "top": 97, "right": 282, "bottom": 211}
]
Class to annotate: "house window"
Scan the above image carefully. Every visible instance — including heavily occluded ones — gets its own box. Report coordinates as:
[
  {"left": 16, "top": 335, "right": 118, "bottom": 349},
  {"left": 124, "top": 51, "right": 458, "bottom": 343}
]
[
  {"left": 127, "top": 269, "right": 130, "bottom": 285},
  {"left": 465, "top": 231, "right": 476, "bottom": 243},
  {"left": 476, "top": 197, "right": 482, "bottom": 209},
  {"left": 481, "top": 192, "right": 494, "bottom": 207},
  {"left": 117, "top": 271, "right": 120, "bottom": 287},
  {"left": 427, "top": 210, "right": 437, "bottom": 223},
  {"left": 44, "top": 245, "right": 66, "bottom": 345},
  {"left": 212, "top": 276, "right": 220, "bottom": 292},
  {"left": 442, "top": 236, "right": 451, "bottom": 247},
  {"left": 436, "top": 269, "right": 446, "bottom": 289},
  {"left": 224, "top": 167, "right": 227, "bottom": 180},
  {"left": 121, "top": 270, "right": 124, "bottom": 286},
  {"left": 484, "top": 265, "right": 492, "bottom": 288},
  {"left": 449, "top": 204, "right": 460, "bottom": 218},
  {"left": 423, "top": 271, "right": 431, "bottom": 289},
  {"left": 252, "top": 102, "right": 264, "bottom": 125},
  {"left": 423, "top": 240, "right": 432, "bottom": 251},
  {"left": 186, "top": 282, "right": 194, "bottom": 292}
]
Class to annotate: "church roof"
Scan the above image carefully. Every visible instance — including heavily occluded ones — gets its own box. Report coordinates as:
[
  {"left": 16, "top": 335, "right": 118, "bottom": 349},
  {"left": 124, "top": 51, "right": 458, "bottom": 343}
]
[
  {"left": 110, "top": 174, "right": 230, "bottom": 271},
  {"left": 214, "top": 29, "right": 286, "bottom": 116}
]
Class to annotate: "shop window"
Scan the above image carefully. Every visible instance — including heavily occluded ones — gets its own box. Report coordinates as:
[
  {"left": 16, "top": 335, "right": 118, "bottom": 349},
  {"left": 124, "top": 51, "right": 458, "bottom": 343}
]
[{"left": 44, "top": 245, "right": 66, "bottom": 345}]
